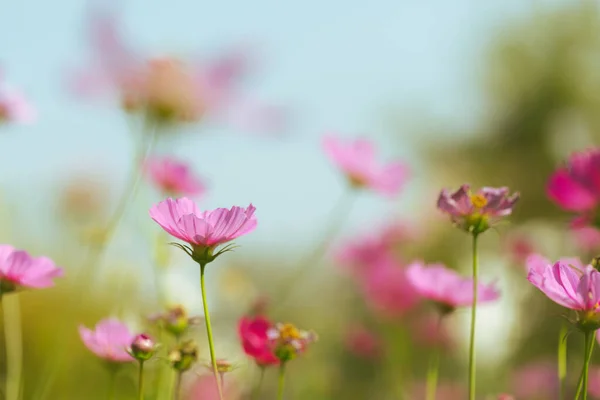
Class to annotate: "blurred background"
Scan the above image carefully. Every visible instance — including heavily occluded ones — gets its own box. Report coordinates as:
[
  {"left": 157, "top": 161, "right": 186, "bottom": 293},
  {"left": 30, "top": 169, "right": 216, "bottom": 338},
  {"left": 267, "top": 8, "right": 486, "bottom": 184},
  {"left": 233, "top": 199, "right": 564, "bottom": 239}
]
[{"left": 1, "top": 0, "right": 600, "bottom": 398}]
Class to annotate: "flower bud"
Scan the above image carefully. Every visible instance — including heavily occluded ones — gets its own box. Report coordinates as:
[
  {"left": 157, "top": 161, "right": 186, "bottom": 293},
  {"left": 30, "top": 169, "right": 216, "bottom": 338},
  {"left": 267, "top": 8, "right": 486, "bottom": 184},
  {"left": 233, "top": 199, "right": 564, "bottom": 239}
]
[
  {"left": 129, "top": 334, "right": 156, "bottom": 361},
  {"left": 168, "top": 339, "right": 199, "bottom": 372}
]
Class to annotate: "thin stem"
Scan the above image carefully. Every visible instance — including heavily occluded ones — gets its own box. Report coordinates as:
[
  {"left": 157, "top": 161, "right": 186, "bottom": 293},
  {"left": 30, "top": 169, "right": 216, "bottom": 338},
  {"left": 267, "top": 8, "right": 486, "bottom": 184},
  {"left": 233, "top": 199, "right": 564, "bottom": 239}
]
[
  {"left": 200, "top": 264, "right": 224, "bottom": 400},
  {"left": 173, "top": 371, "right": 182, "bottom": 400},
  {"left": 576, "top": 330, "right": 596, "bottom": 400},
  {"left": 138, "top": 361, "right": 145, "bottom": 400},
  {"left": 3, "top": 294, "right": 22, "bottom": 400},
  {"left": 426, "top": 348, "right": 440, "bottom": 400},
  {"left": 468, "top": 233, "right": 479, "bottom": 400},
  {"left": 250, "top": 367, "right": 265, "bottom": 400},
  {"left": 558, "top": 324, "right": 568, "bottom": 400},
  {"left": 107, "top": 367, "right": 117, "bottom": 400},
  {"left": 277, "top": 363, "right": 286, "bottom": 400}
]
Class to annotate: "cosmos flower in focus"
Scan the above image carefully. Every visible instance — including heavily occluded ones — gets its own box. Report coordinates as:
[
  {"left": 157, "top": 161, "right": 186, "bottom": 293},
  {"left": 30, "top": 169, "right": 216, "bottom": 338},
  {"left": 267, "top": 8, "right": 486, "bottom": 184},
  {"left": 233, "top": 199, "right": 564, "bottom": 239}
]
[
  {"left": 0, "top": 71, "right": 35, "bottom": 125},
  {"left": 145, "top": 156, "right": 206, "bottom": 197},
  {"left": 322, "top": 135, "right": 409, "bottom": 196},
  {"left": 437, "top": 184, "right": 519, "bottom": 235},
  {"left": 0, "top": 245, "right": 63, "bottom": 293},
  {"left": 79, "top": 318, "right": 135, "bottom": 362}
]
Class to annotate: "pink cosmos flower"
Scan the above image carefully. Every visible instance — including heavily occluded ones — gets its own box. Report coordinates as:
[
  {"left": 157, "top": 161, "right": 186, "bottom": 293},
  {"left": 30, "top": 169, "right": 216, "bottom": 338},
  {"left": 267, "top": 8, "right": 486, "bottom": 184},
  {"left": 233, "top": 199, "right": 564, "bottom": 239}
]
[
  {"left": 0, "top": 71, "right": 35, "bottom": 124},
  {"left": 238, "top": 316, "right": 279, "bottom": 366},
  {"left": 344, "top": 325, "right": 382, "bottom": 359},
  {"left": 525, "top": 254, "right": 584, "bottom": 287},
  {"left": 406, "top": 262, "right": 500, "bottom": 309},
  {"left": 437, "top": 184, "right": 519, "bottom": 234},
  {"left": 571, "top": 224, "right": 600, "bottom": 253},
  {"left": 588, "top": 366, "right": 600, "bottom": 399},
  {"left": 149, "top": 197, "right": 256, "bottom": 254},
  {"left": 510, "top": 362, "right": 558, "bottom": 399},
  {"left": 70, "top": 10, "right": 284, "bottom": 131},
  {"left": 186, "top": 373, "right": 240, "bottom": 400},
  {"left": 79, "top": 318, "right": 135, "bottom": 362},
  {"left": 145, "top": 156, "right": 205, "bottom": 197},
  {"left": 361, "top": 259, "right": 419, "bottom": 317},
  {"left": 322, "top": 135, "right": 409, "bottom": 196},
  {"left": 0, "top": 245, "right": 62, "bottom": 291}
]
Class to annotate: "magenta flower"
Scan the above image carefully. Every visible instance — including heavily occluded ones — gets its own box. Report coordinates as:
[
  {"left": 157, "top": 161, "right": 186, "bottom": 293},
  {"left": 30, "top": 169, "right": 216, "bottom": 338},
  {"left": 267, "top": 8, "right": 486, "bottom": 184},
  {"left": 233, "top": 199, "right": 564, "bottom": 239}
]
[
  {"left": 322, "top": 135, "right": 409, "bottom": 196},
  {"left": 361, "top": 259, "right": 420, "bottom": 317},
  {"left": 406, "top": 262, "right": 500, "bottom": 311},
  {"left": 149, "top": 198, "right": 256, "bottom": 263},
  {"left": 70, "top": 10, "right": 284, "bottom": 131},
  {"left": 0, "top": 72, "right": 35, "bottom": 125},
  {"left": 145, "top": 156, "right": 205, "bottom": 197},
  {"left": 238, "top": 316, "right": 279, "bottom": 366},
  {"left": 0, "top": 245, "right": 62, "bottom": 292},
  {"left": 79, "top": 318, "right": 135, "bottom": 362},
  {"left": 437, "top": 184, "right": 519, "bottom": 234}
]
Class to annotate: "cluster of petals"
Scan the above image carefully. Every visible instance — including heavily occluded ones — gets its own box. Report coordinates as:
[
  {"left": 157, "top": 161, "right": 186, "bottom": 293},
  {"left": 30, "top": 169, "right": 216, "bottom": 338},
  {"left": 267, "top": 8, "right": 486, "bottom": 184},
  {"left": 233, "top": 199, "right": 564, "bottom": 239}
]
[
  {"left": 145, "top": 156, "right": 205, "bottom": 197},
  {"left": 0, "top": 245, "right": 63, "bottom": 290},
  {"left": 79, "top": 318, "right": 135, "bottom": 362},
  {"left": 149, "top": 197, "right": 256, "bottom": 249},
  {"left": 526, "top": 254, "right": 600, "bottom": 311},
  {"left": 322, "top": 135, "right": 409, "bottom": 196},
  {"left": 0, "top": 72, "right": 35, "bottom": 124},
  {"left": 406, "top": 262, "right": 500, "bottom": 308},
  {"left": 238, "top": 315, "right": 279, "bottom": 366},
  {"left": 266, "top": 322, "right": 318, "bottom": 356},
  {"left": 437, "top": 184, "right": 519, "bottom": 233},
  {"left": 70, "top": 10, "right": 283, "bottom": 131}
]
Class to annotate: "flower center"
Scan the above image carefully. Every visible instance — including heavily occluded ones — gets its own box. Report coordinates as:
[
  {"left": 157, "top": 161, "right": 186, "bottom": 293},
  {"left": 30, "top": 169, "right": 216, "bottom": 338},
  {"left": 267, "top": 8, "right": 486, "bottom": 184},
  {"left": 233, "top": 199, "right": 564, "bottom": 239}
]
[
  {"left": 279, "top": 323, "right": 301, "bottom": 340},
  {"left": 470, "top": 194, "right": 488, "bottom": 209}
]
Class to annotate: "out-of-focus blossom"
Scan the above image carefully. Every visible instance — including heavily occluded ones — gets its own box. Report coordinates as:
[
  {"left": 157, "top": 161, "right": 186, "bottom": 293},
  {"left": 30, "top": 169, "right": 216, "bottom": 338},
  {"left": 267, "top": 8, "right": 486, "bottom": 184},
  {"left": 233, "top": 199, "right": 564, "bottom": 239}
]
[
  {"left": 148, "top": 305, "right": 201, "bottom": 337},
  {"left": 145, "top": 156, "right": 205, "bottom": 197},
  {"left": 128, "top": 333, "right": 157, "bottom": 361},
  {"left": 149, "top": 197, "right": 256, "bottom": 264},
  {"left": 437, "top": 184, "right": 519, "bottom": 235},
  {"left": 238, "top": 315, "right": 279, "bottom": 366},
  {"left": 322, "top": 135, "right": 409, "bottom": 196},
  {"left": 168, "top": 339, "right": 199, "bottom": 372},
  {"left": 344, "top": 325, "right": 382, "bottom": 359},
  {"left": 361, "top": 259, "right": 420, "bottom": 317},
  {"left": 409, "top": 381, "right": 466, "bottom": 400},
  {"left": 79, "top": 318, "right": 135, "bottom": 362},
  {"left": 0, "top": 245, "right": 63, "bottom": 292},
  {"left": 571, "top": 224, "right": 600, "bottom": 253},
  {"left": 70, "top": 10, "right": 284, "bottom": 131},
  {"left": 510, "top": 362, "right": 558, "bottom": 399},
  {"left": 410, "top": 314, "right": 453, "bottom": 350},
  {"left": 588, "top": 366, "right": 600, "bottom": 399},
  {"left": 0, "top": 72, "right": 35, "bottom": 124},
  {"left": 267, "top": 322, "right": 318, "bottom": 362},
  {"left": 186, "top": 373, "right": 240, "bottom": 400},
  {"left": 496, "top": 394, "right": 516, "bottom": 400},
  {"left": 406, "top": 262, "right": 500, "bottom": 311},
  {"left": 504, "top": 234, "right": 536, "bottom": 265}
]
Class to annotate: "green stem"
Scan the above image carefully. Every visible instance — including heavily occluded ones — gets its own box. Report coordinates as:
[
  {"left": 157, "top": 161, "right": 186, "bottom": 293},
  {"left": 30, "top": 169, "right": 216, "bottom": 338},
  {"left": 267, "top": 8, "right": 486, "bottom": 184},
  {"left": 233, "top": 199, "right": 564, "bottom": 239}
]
[
  {"left": 576, "top": 330, "right": 596, "bottom": 400},
  {"left": 250, "top": 367, "right": 265, "bottom": 400},
  {"left": 277, "top": 363, "right": 286, "bottom": 400},
  {"left": 173, "top": 371, "right": 182, "bottom": 400},
  {"left": 3, "top": 294, "right": 22, "bottom": 400},
  {"left": 468, "top": 233, "right": 479, "bottom": 400},
  {"left": 426, "top": 347, "right": 440, "bottom": 400},
  {"left": 199, "top": 263, "right": 224, "bottom": 400},
  {"left": 138, "top": 361, "right": 145, "bottom": 400},
  {"left": 558, "top": 324, "right": 568, "bottom": 400},
  {"left": 107, "top": 367, "right": 117, "bottom": 400}
]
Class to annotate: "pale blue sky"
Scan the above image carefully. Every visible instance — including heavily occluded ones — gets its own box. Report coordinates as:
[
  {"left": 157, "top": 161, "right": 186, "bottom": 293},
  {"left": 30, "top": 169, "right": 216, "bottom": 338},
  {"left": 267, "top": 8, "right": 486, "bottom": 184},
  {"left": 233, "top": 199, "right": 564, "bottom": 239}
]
[{"left": 0, "top": 0, "right": 566, "bottom": 252}]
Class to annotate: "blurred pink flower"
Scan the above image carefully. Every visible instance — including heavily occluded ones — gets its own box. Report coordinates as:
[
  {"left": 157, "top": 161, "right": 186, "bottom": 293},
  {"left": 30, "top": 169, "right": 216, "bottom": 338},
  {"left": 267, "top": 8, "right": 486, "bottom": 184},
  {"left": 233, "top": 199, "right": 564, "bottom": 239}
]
[
  {"left": 547, "top": 149, "right": 600, "bottom": 214},
  {"left": 186, "top": 373, "right": 239, "bottom": 400},
  {"left": 406, "top": 262, "right": 500, "bottom": 310},
  {"left": 70, "top": 10, "right": 284, "bottom": 131},
  {"left": 0, "top": 72, "right": 35, "bottom": 124},
  {"left": 510, "top": 361, "right": 558, "bottom": 399},
  {"left": 505, "top": 234, "right": 536, "bottom": 265},
  {"left": 145, "top": 156, "right": 205, "bottom": 197},
  {"left": 361, "top": 259, "right": 419, "bottom": 317},
  {"left": 149, "top": 197, "right": 256, "bottom": 252},
  {"left": 322, "top": 135, "right": 409, "bottom": 196},
  {"left": 437, "top": 184, "right": 519, "bottom": 234},
  {"left": 588, "top": 367, "right": 600, "bottom": 399},
  {"left": 527, "top": 257, "right": 600, "bottom": 311},
  {"left": 409, "top": 381, "right": 466, "bottom": 399},
  {"left": 0, "top": 245, "right": 62, "bottom": 291},
  {"left": 344, "top": 325, "right": 382, "bottom": 359},
  {"left": 238, "top": 315, "right": 279, "bottom": 366},
  {"left": 496, "top": 394, "right": 516, "bottom": 400},
  {"left": 571, "top": 224, "right": 600, "bottom": 253},
  {"left": 79, "top": 318, "right": 135, "bottom": 362},
  {"left": 410, "top": 314, "right": 453, "bottom": 350}
]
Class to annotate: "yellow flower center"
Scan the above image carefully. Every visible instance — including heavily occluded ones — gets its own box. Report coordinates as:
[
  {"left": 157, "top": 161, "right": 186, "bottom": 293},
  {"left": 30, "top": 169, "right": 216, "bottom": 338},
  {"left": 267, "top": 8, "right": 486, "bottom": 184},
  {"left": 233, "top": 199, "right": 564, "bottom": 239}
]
[
  {"left": 470, "top": 194, "right": 488, "bottom": 209},
  {"left": 279, "top": 323, "right": 301, "bottom": 340}
]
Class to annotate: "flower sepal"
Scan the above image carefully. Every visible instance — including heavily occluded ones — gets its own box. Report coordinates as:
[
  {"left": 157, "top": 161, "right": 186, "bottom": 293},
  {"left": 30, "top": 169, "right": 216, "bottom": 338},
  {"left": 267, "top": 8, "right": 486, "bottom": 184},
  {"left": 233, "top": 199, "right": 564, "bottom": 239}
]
[
  {"left": 169, "top": 242, "right": 239, "bottom": 267},
  {"left": 576, "top": 310, "right": 600, "bottom": 333}
]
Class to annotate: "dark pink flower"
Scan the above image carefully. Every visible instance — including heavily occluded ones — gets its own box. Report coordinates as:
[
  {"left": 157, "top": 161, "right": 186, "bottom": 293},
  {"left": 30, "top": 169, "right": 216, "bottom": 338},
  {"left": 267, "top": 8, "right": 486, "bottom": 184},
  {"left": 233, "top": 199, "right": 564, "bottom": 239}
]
[
  {"left": 361, "top": 259, "right": 419, "bottom": 317},
  {"left": 437, "top": 184, "right": 519, "bottom": 234},
  {"left": 510, "top": 362, "right": 558, "bottom": 399},
  {"left": 238, "top": 316, "right": 279, "bottom": 366},
  {"left": 149, "top": 198, "right": 256, "bottom": 261},
  {"left": 145, "top": 156, "right": 205, "bottom": 197},
  {"left": 322, "top": 135, "right": 409, "bottom": 196},
  {"left": 70, "top": 10, "right": 283, "bottom": 131},
  {"left": 79, "top": 318, "right": 135, "bottom": 362},
  {"left": 0, "top": 245, "right": 62, "bottom": 291},
  {"left": 0, "top": 72, "right": 35, "bottom": 124},
  {"left": 344, "top": 325, "right": 382, "bottom": 359},
  {"left": 406, "top": 262, "right": 500, "bottom": 309}
]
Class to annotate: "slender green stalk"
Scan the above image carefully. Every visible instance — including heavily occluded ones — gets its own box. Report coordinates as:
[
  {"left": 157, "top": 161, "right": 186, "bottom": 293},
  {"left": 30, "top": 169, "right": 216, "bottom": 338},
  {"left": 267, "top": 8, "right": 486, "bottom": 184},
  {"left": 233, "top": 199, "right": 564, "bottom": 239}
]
[
  {"left": 558, "top": 324, "right": 568, "bottom": 400},
  {"left": 3, "top": 294, "right": 22, "bottom": 400},
  {"left": 468, "top": 233, "right": 479, "bottom": 400},
  {"left": 277, "top": 363, "right": 287, "bottom": 400},
  {"left": 576, "top": 331, "right": 596, "bottom": 400},
  {"left": 576, "top": 330, "right": 596, "bottom": 400},
  {"left": 173, "top": 371, "right": 182, "bottom": 400},
  {"left": 107, "top": 367, "right": 117, "bottom": 400},
  {"left": 250, "top": 367, "right": 265, "bottom": 400},
  {"left": 199, "top": 263, "right": 224, "bottom": 400},
  {"left": 138, "top": 361, "right": 145, "bottom": 400},
  {"left": 426, "top": 347, "right": 440, "bottom": 400}
]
